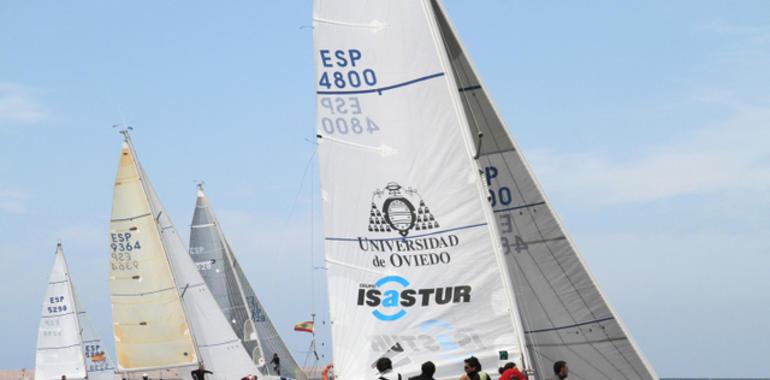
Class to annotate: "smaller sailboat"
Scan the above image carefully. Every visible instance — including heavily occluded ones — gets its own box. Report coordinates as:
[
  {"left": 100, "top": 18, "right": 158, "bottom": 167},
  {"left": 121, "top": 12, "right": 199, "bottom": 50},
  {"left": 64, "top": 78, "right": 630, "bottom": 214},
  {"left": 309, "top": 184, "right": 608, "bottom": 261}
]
[
  {"left": 189, "top": 184, "right": 308, "bottom": 380},
  {"left": 108, "top": 131, "right": 277, "bottom": 380},
  {"left": 35, "top": 242, "right": 118, "bottom": 380}
]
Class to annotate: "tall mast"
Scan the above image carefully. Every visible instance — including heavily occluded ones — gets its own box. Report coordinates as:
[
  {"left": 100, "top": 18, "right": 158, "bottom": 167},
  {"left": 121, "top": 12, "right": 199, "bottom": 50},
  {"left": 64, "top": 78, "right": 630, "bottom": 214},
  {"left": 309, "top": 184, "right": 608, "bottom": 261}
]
[{"left": 421, "top": 0, "right": 533, "bottom": 372}]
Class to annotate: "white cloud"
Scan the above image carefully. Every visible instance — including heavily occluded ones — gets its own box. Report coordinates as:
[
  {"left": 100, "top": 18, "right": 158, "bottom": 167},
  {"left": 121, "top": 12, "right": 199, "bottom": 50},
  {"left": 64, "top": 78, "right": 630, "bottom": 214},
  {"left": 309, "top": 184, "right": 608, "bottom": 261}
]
[
  {"left": 0, "top": 83, "right": 46, "bottom": 124},
  {"left": 528, "top": 102, "right": 770, "bottom": 205},
  {"left": 0, "top": 188, "right": 30, "bottom": 214}
]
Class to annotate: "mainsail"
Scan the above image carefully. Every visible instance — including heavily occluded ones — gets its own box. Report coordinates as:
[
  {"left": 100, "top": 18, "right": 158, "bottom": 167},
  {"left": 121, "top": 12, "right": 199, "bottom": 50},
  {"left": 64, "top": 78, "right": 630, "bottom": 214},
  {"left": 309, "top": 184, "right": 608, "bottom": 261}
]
[
  {"left": 109, "top": 133, "right": 263, "bottom": 380},
  {"left": 189, "top": 185, "right": 307, "bottom": 380},
  {"left": 35, "top": 243, "right": 88, "bottom": 380},
  {"left": 313, "top": 1, "right": 657, "bottom": 379},
  {"left": 313, "top": 1, "right": 530, "bottom": 379},
  {"left": 429, "top": 2, "right": 659, "bottom": 379}
]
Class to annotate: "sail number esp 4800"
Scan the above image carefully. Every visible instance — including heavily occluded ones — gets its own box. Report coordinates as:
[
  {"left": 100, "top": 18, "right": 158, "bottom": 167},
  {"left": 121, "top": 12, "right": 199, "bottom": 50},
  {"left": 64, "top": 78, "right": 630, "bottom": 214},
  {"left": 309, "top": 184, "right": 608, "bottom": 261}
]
[{"left": 318, "top": 49, "right": 382, "bottom": 135}]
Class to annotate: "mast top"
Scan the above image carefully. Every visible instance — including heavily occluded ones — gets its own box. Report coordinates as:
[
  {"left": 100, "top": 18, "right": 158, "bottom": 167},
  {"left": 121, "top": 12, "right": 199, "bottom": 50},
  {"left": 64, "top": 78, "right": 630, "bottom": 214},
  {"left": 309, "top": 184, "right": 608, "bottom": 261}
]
[{"left": 113, "top": 124, "right": 134, "bottom": 142}]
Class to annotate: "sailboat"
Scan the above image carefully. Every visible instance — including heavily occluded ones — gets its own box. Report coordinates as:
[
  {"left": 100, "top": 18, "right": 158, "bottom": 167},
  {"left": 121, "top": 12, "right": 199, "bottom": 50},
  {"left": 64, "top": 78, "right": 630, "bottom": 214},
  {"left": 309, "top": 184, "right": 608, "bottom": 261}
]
[
  {"left": 35, "top": 242, "right": 118, "bottom": 380},
  {"left": 108, "top": 131, "right": 275, "bottom": 380},
  {"left": 189, "top": 184, "right": 308, "bottom": 380},
  {"left": 312, "top": 1, "right": 658, "bottom": 379}
]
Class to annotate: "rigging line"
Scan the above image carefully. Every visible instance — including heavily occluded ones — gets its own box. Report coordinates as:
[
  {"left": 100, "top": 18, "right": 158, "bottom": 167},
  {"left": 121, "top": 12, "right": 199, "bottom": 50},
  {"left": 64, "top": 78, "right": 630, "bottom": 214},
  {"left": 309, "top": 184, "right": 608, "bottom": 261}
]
[{"left": 286, "top": 143, "right": 319, "bottom": 224}]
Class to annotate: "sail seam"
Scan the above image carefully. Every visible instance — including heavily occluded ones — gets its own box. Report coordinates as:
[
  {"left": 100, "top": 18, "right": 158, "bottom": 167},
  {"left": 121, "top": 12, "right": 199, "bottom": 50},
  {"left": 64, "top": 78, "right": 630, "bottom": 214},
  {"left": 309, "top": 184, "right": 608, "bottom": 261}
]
[
  {"left": 41, "top": 311, "right": 75, "bottom": 318},
  {"left": 458, "top": 84, "right": 482, "bottom": 93},
  {"left": 197, "top": 339, "right": 241, "bottom": 348},
  {"left": 317, "top": 72, "right": 445, "bottom": 95},
  {"left": 37, "top": 343, "right": 82, "bottom": 350},
  {"left": 324, "top": 222, "right": 487, "bottom": 241},
  {"left": 111, "top": 212, "right": 152, "bottom": 222},
  {"left": 112, "top": 286, "right": 175, "bottom": 297},
  {"left": 493, "top": 201, "right": 546, "bottom": 214},
  {"left": 525, "top": 316, "right": 615, "bottom": 334}
]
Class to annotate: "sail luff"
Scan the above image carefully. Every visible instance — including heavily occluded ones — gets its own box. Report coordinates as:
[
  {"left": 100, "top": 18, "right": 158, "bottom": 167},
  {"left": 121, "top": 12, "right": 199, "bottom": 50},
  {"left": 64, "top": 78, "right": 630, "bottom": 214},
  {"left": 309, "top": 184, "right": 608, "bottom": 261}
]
[
  {"left": 421, "top": 0, "right": 533, "bottom": 372},
  {"left": 59, "top": 245, "right": 90, "bottom": 377}
]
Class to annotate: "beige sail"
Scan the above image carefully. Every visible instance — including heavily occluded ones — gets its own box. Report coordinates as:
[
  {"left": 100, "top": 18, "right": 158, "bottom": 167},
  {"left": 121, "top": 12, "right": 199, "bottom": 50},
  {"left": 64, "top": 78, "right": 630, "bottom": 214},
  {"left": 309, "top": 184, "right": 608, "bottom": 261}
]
[{"left": 109, "top": 141, "right": 197, "bottom": 371}]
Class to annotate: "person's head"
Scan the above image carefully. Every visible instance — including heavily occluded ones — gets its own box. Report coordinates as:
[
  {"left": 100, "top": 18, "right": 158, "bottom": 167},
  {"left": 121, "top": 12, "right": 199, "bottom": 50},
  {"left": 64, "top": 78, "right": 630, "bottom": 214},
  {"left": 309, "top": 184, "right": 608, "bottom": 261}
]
[
  {"left": 61, "top": 375, "right": 66, "bottom": 380},
  {"left": 504, "top": 362, "right": 516, "bottom": 371},
  {"left": 273, "top": 353, "right": 278, "bottom": 358},
  {"left": 376, "top": 357, "right": 393, "bottom": 373},
  {"left": 142, "top": 373, "right": 149, "bottom": 380},
  {"left": 420, "top": 361, "right": 435, "bottom": 377},
  {"left": 463, "top": 356, "right": 481, "bottom": 374},
  {"left": 553, "top": 361, "right": 568, "bottom": 379}
]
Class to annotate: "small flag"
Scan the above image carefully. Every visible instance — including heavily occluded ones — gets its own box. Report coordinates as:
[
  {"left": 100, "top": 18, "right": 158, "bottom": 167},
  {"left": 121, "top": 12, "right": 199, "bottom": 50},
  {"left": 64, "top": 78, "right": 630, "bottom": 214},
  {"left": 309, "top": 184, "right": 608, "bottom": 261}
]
[
  {"left": 294, "top": 321, "right": 314, "bottom": 333},
  {"left": 91, "top": 352, "right": 106, "bottom": 363}
]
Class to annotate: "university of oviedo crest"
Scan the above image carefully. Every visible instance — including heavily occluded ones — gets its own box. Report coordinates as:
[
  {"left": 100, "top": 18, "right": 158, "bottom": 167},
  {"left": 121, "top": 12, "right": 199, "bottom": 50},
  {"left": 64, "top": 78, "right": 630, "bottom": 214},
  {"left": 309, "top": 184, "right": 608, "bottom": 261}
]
[{"left": 369, "top": 182, "right": 439, "bottom": 237}]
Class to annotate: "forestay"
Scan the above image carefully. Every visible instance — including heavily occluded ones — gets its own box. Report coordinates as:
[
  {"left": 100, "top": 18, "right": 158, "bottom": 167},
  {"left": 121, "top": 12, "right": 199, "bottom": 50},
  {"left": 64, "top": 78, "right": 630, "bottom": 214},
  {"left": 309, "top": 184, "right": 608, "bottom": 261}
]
[
  {"left": 35, "top": 243, "right": 87, "bottom": 380},
  {"left": 110, "top": 135, "right": 262, "bottom": 380},
  {"left": 428, "top": 1, "right": 659, "bottom": 379},
  {"left": 313, "top": 1, "right": 529, "bottom": 379},
  {"left": 189, "top": 186, "right": 307, "bottom": 380}
]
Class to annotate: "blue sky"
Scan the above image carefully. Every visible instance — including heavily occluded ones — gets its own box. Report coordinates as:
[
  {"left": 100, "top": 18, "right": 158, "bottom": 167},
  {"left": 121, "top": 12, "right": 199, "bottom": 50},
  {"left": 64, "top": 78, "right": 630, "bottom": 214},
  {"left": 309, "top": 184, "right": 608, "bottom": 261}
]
[{"left": 1, "top": 1, "right": 769, "bottom": 378}]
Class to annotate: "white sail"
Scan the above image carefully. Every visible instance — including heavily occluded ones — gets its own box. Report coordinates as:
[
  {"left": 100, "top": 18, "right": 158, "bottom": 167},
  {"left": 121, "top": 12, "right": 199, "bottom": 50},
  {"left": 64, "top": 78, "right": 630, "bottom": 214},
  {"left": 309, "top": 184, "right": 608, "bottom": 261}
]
[
  {"left": 35, "top": 243, "right": 87, "bottom": 380},
  {"left": 313, "top": 1, "right": 529, "bottom": 379},
  {"left": 111, "top": 133, "right": 264, "bottom": 380},
  {"left": 428, "top": 2, "right": 659, "bottom": 379},
  {"left": 109, "top": 139, "right": 198, "bottom": 372},
  {"left": 189, "top": 186, "right": 308, "bottom": 380}
]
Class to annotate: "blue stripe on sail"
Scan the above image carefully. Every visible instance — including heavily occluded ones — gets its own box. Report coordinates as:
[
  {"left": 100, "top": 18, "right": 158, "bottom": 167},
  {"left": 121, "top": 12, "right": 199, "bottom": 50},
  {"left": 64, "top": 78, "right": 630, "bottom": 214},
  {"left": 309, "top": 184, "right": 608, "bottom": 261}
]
[
  {"left": 494, "top": 201, "right": 546, "bottom": 214},
  {"left": 525, "top": 317, "right": 616, "bottom": 334},
  {"left": 325, "top": 222, "right": 487, "bottom": 242},
  {"left": 316, "top": 72, "right": 445, "bottom": 95}
]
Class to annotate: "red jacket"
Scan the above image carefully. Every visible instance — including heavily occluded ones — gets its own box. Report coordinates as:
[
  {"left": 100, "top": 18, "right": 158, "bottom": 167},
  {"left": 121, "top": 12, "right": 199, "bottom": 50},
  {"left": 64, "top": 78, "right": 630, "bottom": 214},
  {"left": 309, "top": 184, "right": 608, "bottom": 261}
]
[{"left": 500, "top": 368, "right": 527, "bottom": 380}]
